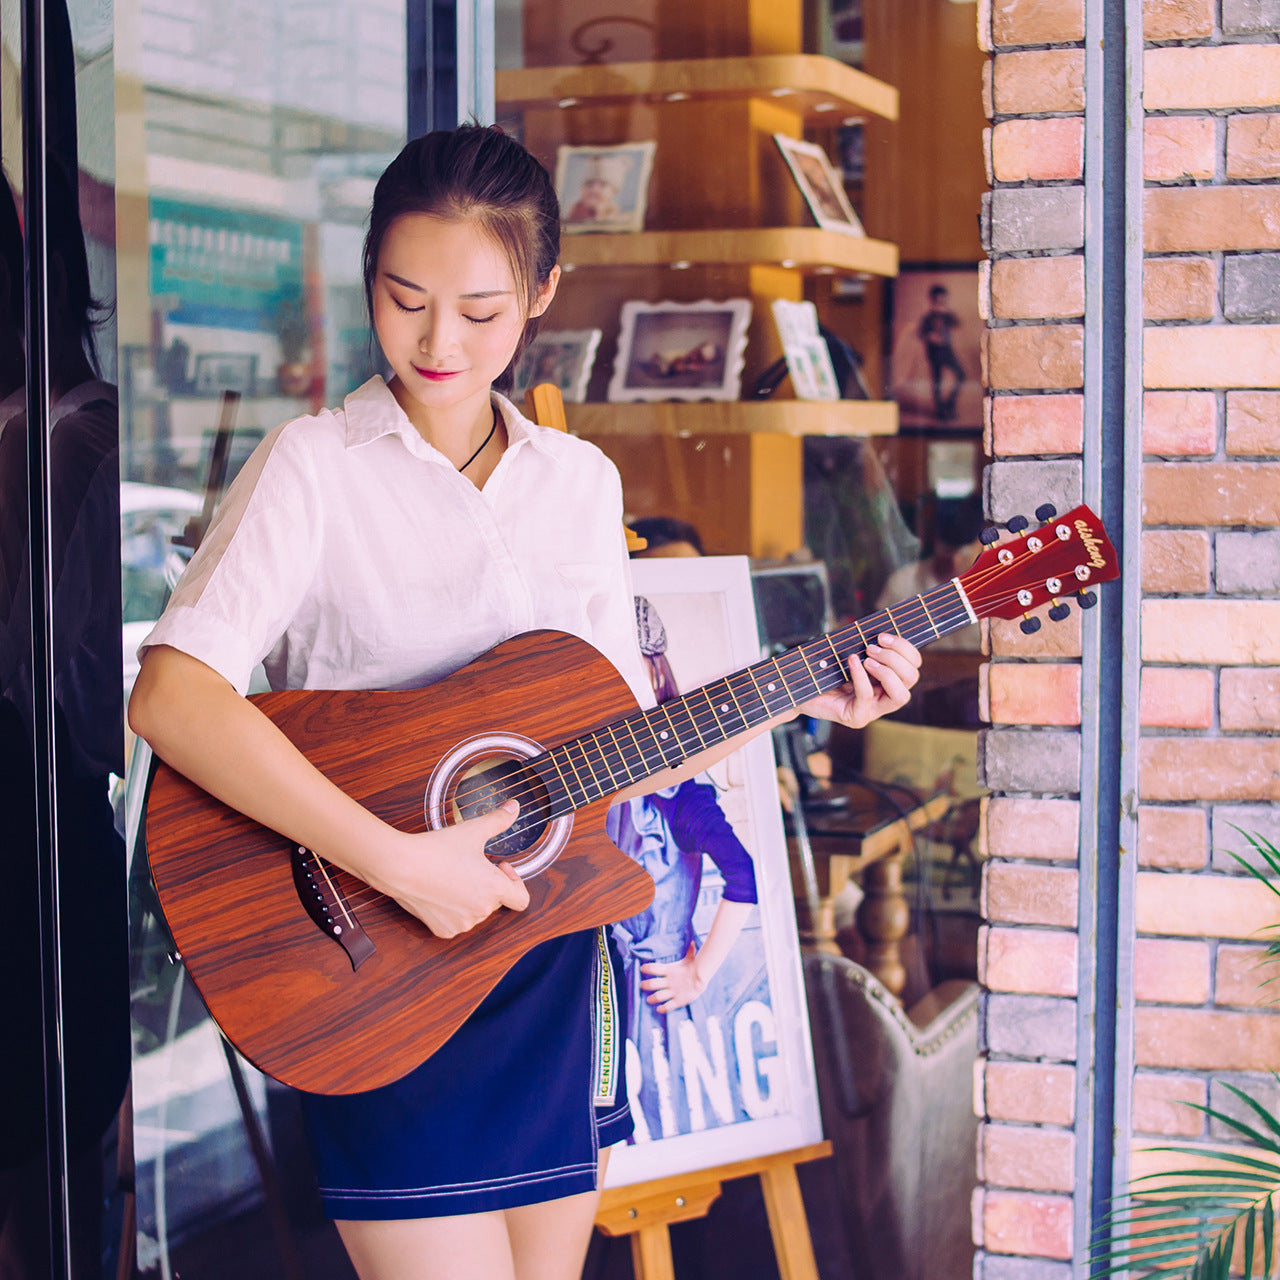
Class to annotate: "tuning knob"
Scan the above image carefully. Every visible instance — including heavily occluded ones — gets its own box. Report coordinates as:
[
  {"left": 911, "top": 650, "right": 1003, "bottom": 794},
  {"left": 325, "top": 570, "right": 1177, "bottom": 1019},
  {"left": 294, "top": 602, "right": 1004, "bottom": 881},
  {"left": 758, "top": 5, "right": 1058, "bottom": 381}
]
[
  {"left": 1019, "top": 615, "right": 1042, "bottom": 635},
  {"left": 1006, "top": 515, "right": 1029, "bottom": 533},
  {"left": 1035, "top": 503, "right": 1058, "bottom": 522},
  {"left": 1077, "top": 590, "right": 1098, "bottom": 610},
  {"left": 1048, "top": 602, "right": 1071, "bottom": 622},
  {"left": 979, "top": 526, "right": 1001, "bottom": 546}
]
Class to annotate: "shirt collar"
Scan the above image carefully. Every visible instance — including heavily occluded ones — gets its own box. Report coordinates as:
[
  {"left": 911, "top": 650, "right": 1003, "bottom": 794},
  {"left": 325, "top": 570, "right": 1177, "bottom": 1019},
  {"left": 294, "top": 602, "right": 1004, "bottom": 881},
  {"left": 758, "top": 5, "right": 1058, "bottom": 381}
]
[{"left": 342, "top": 375, "right": 564, "bottom": 466}]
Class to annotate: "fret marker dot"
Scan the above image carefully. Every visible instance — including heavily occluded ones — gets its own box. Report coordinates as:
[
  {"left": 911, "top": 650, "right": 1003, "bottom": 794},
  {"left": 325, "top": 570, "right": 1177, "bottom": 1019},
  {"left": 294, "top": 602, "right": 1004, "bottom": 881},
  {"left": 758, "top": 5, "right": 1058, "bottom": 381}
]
[
  {"left": 767, "top": 682, "right": 776, "bottom": 692},
  {"left": 720, "top": 704, "right": 729, "bottom": 713},
  {"left": 819, "top": 660, "right": 828, "bottom": 669},
  {"left": 660, "top": 731, "right": 669, "bottom": 739}
]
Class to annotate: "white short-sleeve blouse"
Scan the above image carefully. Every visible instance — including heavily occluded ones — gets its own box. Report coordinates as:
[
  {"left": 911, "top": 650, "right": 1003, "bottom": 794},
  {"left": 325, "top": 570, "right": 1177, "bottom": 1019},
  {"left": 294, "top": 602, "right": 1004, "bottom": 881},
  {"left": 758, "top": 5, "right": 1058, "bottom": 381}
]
[{"left": 141, "top": 376, "right": 652, "bottom": 708}]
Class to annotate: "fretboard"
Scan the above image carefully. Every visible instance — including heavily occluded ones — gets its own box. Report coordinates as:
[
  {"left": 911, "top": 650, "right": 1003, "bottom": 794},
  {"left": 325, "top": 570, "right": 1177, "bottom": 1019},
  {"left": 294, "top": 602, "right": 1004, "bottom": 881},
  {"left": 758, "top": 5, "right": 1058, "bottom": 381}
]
[{"left": 536, "top": 577, "right": 977, "bottom": 810}]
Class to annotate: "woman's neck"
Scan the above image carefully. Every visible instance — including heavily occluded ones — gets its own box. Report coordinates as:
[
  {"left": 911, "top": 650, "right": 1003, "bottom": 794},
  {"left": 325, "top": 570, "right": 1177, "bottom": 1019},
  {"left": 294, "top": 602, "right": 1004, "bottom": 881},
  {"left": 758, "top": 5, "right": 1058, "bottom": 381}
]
[{"left": 387, "top": 376, "right": 499, "bottom": 471}]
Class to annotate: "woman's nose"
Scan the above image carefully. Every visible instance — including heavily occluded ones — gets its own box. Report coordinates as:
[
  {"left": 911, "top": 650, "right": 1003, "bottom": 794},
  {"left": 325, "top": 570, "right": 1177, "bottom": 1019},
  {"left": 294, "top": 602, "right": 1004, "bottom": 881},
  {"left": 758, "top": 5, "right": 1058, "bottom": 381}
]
[{"left": 416, "top": 307, "right": 459, "bottom": 359}]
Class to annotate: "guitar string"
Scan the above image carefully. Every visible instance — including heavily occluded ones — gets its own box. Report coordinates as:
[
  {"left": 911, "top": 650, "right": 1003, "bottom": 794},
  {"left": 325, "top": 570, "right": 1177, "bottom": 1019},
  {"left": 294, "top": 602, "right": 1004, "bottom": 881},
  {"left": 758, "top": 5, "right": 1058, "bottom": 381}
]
[{"left": 330, "top": 575, "right": 1071, "bottom": 914}]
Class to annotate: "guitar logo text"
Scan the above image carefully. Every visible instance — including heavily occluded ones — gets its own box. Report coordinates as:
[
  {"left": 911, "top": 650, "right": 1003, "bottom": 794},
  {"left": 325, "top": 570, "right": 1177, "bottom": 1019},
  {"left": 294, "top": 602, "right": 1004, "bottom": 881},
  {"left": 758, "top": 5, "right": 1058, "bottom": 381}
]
[{"left": 1074, "top": 519, "right": 1106, "bottom": 569}]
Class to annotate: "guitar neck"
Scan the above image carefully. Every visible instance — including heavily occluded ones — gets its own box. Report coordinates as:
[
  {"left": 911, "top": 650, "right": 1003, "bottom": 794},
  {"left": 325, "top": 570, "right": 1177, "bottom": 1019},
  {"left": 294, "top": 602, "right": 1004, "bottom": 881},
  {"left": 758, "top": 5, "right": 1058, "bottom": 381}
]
[{"left": 542, "top": 578, "right": 978, "bottom": 809}]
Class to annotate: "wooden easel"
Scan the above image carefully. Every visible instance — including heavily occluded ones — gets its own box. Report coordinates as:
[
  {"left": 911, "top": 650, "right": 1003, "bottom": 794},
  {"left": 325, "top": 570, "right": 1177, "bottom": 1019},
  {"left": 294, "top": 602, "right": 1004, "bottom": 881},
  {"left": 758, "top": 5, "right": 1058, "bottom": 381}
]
[{"left": 593, "top": 1141, "right": 832, "bottom": 1280}]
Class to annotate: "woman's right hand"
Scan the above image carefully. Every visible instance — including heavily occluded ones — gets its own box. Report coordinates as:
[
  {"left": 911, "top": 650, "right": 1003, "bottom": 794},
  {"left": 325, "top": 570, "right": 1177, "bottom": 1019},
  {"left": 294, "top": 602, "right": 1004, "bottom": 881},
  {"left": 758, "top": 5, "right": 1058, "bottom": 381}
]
[{"left": 367, "top": 799, "right": 531, "bottom": 939}]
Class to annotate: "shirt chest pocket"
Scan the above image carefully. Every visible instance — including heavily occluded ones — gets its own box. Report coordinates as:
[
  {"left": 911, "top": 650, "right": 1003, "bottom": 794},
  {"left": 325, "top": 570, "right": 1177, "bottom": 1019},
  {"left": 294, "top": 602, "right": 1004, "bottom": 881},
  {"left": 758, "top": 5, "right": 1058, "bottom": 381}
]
[{"left": 546, "top": 561, "right": 615, "bottom": 637}]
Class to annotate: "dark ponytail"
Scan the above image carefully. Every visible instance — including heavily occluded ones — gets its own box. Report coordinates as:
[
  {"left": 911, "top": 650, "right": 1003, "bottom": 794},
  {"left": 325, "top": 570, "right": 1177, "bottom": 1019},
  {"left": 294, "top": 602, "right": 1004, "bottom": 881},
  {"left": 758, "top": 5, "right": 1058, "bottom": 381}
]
[{"left": 363, "top": 125, "right": 560, "bottom": 390}]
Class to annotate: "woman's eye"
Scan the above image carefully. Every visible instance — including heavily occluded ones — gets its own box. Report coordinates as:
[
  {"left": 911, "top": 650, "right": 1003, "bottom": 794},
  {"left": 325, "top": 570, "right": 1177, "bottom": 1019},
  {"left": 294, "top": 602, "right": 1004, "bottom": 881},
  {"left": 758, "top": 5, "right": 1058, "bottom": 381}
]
[
  {"left": 464, "top": 313, "right": 499, "bottom": 325},
  {"left": 391, "top": 296, "right": 423, "bottom": 313}
]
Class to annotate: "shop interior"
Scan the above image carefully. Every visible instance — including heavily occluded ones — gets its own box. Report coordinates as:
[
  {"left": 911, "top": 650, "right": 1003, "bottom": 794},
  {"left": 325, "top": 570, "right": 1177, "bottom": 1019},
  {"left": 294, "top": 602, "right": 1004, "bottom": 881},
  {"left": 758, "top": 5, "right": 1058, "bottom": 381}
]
[{"left": 95, "top": 0, "right": 991, "bottom": 1275}]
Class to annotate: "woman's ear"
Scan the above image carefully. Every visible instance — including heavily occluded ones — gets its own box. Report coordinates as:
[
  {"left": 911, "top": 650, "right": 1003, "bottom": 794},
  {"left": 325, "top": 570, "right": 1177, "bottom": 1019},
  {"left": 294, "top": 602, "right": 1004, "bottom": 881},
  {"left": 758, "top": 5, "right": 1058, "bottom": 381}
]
[{"left": 530, "top": 264, "right": 561, "bottom": 318}]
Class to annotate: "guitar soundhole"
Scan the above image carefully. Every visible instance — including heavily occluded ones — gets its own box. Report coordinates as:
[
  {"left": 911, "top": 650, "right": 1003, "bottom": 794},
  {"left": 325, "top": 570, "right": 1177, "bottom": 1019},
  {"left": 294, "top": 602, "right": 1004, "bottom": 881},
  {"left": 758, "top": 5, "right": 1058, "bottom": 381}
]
[{"left": 452, "top": 757, "right": 550, "bottom": 862}]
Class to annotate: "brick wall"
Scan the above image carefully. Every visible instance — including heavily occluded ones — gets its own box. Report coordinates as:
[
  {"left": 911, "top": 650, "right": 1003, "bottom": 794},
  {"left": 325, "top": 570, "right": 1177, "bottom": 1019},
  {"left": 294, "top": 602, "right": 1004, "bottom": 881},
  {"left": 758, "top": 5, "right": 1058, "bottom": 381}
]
[{"left": 974, "top": 0, "right": 1280, "bottom": 1274}]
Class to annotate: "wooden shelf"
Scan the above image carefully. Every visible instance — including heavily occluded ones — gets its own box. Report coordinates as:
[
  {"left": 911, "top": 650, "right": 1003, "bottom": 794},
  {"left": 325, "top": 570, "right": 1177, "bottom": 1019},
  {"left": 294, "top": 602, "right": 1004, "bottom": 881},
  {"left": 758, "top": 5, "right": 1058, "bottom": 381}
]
[
  {"left": 496, "top": 55, "right": 898, "bottom": 122},
  {"left": 560, "top": 227, "right": 897, "bottom": 277},
  {"left": 564, "top": 399, "right": 898, "bottom": 437}
]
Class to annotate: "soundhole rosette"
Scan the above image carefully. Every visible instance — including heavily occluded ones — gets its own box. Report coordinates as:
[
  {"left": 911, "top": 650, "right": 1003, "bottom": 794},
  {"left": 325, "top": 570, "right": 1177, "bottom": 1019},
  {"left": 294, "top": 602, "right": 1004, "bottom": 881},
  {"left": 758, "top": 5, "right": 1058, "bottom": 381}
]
[{"left": 423, "top": 732, "right": 570, "bottom": 880}]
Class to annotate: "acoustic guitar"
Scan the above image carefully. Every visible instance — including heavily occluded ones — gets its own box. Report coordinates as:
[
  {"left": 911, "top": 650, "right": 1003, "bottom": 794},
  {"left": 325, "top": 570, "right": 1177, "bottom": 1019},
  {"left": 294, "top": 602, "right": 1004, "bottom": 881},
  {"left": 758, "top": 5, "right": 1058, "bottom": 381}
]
[{"left": 145, "top": 503, "right": 1118, "bottom": 1095}]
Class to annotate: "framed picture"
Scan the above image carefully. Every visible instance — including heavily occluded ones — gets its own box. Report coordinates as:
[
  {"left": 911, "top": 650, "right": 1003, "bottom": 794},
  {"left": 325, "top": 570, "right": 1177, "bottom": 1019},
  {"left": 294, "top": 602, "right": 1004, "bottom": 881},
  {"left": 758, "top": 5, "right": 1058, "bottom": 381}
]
[
  {"left": 193, "top": 352, "right": 257, "bottom": 395},
  {"left": 608, "top": 299, "right": 752, "bottom": 403},
  {"left": 556, "top": 142, "right": 657, "bottom": 234},
  {"left": 770, "top": 299, "right": 840, "bottom": 401},
  {"left": 774, "top": 134, "right": 864, "bottom": 236},
  {"left": 817, "top": 0, "right": 864, "bottom": 66},
  {"left": 510, "top": 329, "right": 602, "bottom": 403},
  {"left": 887, "top": 264, "right": 984, "bottom": 432},
  {"left": 605, "top": 555, "right": 823, "bottom": 1187}
]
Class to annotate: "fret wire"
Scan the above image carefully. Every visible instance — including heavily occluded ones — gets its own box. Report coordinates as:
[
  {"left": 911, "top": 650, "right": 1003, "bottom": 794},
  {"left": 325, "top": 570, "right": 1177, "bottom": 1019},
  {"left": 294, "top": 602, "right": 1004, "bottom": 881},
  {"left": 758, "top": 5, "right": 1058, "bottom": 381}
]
[
  {"left": 917, "top": 592, "right": 941, "bottom": 638},
  {"left": 795, "top": 644, "right": 823, "bottom": 698},
  {"left": 735, "top": 666, "right": 774, "bottom": 723},
  {"left": 670, "top": 695, "right": 708, "bottom": 751},
  {"left": 603, "top": 723, "right": 641, "bottom": 786},
  {"left": 698, "top": 686, "right": 729, "bottom": 741},
  {"left": 770, "top": 653, "right": 806, "bottom": 708},
  {"left": 619, "top": 716, "right": 660, "bottom": 778},
  {"left": 722, "top": 672, "right": 751, "bottom": 726},
  {"left": 585, "top": 730, "right": 625, "bottom": 791},
  {"left": 554, "top": 742, "right": 592, "bottom": 806},
  {"left": 569, "top": 738, "right": 607, "bottom": 799},
  {"left": 882, "top": 603, "right": 903, "bottom": 636},
  {"left": 642, "top": 710, "right": 681, "bottom": 769},
  {"left": 654, "top": 702, "right": 687, "bottom": 765},
  {"left": 750, "top": 660, "right": 790, "bottom": 717},
  {"left": 544, "top": 747, "right": 580, "bottom": 808},
  {"left": 849, "top": 617, "right": 869, "bottom": 648},
  {"left": 592, "top": 725, "right": 629, "bottom": 785}
]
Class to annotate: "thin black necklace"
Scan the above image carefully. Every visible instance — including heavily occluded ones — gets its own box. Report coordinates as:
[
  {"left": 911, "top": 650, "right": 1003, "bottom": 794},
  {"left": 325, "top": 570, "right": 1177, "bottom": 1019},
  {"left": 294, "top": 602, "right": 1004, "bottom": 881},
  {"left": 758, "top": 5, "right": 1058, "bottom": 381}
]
[{"left": 458, "top": 405, "right": 499, "bottom": 473}]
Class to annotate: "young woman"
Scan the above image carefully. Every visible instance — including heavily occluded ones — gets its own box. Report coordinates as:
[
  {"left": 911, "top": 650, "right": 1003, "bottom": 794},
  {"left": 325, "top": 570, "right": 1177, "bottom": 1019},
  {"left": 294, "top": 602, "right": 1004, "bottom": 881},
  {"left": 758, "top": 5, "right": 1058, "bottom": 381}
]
[{"left": 128, "top": 125, "right": 922, "bottom": 1280}]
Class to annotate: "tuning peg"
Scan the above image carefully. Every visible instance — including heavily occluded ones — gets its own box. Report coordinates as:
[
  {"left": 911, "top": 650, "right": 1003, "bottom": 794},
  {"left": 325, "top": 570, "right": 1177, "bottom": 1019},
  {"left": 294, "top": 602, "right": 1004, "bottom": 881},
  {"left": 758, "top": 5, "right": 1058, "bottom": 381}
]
[
  {"left": 979, "top": 526, "right": 1001, "bottom": 546},
  {"left": 1077, "top": 590, "right": 1098, "bottom": 610},
  {"left": 1019, "top": 615, "right": 1042, "bottom": 635},
  {"left": 1035, "top": 503, "right": 1058, "bottom": 522},
  {"left": 1048, "top": 602, "right": 1071, "bottom": 622},
  {"left": 1006, "top": 515, "right": 1029, "bottom": 534}
]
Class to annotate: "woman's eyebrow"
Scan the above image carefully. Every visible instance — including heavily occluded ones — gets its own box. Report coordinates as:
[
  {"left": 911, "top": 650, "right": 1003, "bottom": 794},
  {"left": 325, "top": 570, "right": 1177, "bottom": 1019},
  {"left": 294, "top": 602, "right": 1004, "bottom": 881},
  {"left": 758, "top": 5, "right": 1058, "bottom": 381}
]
[{"left": 382, "top": 271, "right": 512, "bottom": 302}]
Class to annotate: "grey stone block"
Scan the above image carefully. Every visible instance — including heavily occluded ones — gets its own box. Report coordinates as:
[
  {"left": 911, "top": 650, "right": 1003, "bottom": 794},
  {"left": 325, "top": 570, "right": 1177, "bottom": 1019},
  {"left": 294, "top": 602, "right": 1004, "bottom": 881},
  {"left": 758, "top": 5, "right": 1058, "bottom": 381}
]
[
  {"left": 1209, "top": 1074, "right": 1280, "bottom": 1142},
  {"left": 980, "top": 728, "right": 1082, "bottom": 795},
  {"left": 985, "top": 993, "right": 1078, "bottom": 1061},
  {"left": 981, "top": 191, "right": 993, "bottom": 254},
  {"left": 1223, "top": 0, "right": 1280, "bottom": 33},
  {"left": 1215, "top": 530, "right": 1280, "bottom": 594},
  {"left": 985, "top": 458, "right": 1083, "bottom": 526},
  {"left": 990, "top": 187, "right": 1085, "bottom": 254},
  {"left": 983, "top": 1258, "right": 1073, "bottom": 1280},
  {"left": 1211, "top": 806, "right": 1280, "bottom": 873},
  {"left": 1225, "top": 254, "right": 1280, "bottom": 323}
]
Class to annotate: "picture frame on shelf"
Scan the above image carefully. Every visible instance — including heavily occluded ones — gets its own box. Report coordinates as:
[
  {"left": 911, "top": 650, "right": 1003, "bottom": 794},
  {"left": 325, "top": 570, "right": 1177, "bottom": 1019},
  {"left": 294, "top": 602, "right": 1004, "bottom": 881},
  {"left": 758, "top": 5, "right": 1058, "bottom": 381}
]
[
  {"left": 816, "top": 0, "right": 864, "bottom": 66},
  {"left": 604, "top": 554, "right": 823, "bottom": 1187},
  {"left": 770, "top": 300, "right": 841, "bottom": 401},
  {"left": 510, "top": 329, "right": 602, "bottom": 403},
  {"left": 556, "top": 142, "right": 657, "bottom": 234},
  {"left": 773, "top": 134, "right": 864, "bottom": 236},
  {"left": 608, "top": 299, "right": 752, "bottom": 403},
  {"left": 886, "top": 263, "right": 984, "bottom": 432},
  {"left": 192, "top": 352, "right": 257, "bottom": 396}
]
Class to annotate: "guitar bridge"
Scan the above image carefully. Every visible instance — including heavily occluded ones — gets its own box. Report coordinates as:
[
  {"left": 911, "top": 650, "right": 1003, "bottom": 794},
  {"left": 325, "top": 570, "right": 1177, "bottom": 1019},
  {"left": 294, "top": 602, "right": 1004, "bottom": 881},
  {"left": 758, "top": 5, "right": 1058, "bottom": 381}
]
[{"left": 291, "top": 845, "right": 376, "bottom": 971}]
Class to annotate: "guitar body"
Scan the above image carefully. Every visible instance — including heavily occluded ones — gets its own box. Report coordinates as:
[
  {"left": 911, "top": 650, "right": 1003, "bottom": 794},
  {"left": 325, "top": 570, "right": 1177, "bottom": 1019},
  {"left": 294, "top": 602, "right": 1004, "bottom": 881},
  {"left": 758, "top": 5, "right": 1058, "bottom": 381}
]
[{"left": 145, "top": 629, "right": 656, "bottom": 1096}]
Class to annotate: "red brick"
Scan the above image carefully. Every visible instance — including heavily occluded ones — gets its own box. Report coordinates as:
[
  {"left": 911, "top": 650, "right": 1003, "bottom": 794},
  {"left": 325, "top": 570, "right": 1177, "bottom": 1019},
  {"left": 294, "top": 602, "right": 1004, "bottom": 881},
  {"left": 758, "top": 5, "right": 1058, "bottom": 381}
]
[
  {"left": 989, "top": 394, "right": 1083, "bottom": 457},
  {"left": 989, "top": 613, "right": 1083, "bottom": 659},
  {"left": 1136, "top": 1007, "right": 1280, "bottom": 1071},
  {"left": 1221, "top": 669, "right": 1280, "bottom": 733},
  {"left": 1132, "top": 1072, "right": 1207, "bottom": 1136},
  {"left": 984, "top": 1061, "right": 1076, "bottom": 1126},
  {"left": 1145, "top": 327, "right": 1280, "bottom": 391},
  {"left": 983, "top": 1124, "right": 1075, "bottom": 1193},
  {"left": 985, "top": 663, "right": 1081, "bottom": 727},
  {"left": 983, "top": 1190, "right": 1073, "bottom": 1260},
  {"left": 1144, "top": 0, "right": 1214, "bottom": 39},
  {"left": 1134, "top": 937, "right": 1211, "bottom": 1004},
  {"left": 1140, "top": 666, "right": 1215, "bottom": 729},
  {"left": 1143, "top": 601, "right": 1280, "bottom": 664},
  {"left": 991, "top": 49, "right": 1085, "bottom": 114},
  {"left": 1139, "top": 805, "right": 1209, "bottom": 870},
  {"left": 1143, "top": 257, "right": 1217, "bottom": 322},
  {"left": 1144, "top": 463, "right": 1280, "bottom": 526},
  {"left": 982, "top": 926, "right": 1078, "bottom": 996},
  {"left": 1215, "top": 944, "right": 1272, "bottom": 1008},
  {"left": 1141, "top": 738, "right": 1280, "bottom": 802},
  {"left": 1146, "top": 45, "right": 1280, "bottom": 112},
  {"left": 983, "top": 862, "right": 1078, "bottom": 928},
  {"left": 992, "top": 118, "right": 1084, "bottom": 182},
  {"left": 985, "top": 326, "right": 1085, "bottom": 392},
  {"left": 1137, "top": 871, "right": 1280, "bottom": 940},
  {"left": 1227, "top": 114, "right": 1280, "bottom": 181},
  {"left": 983, "top": 797, "right": 1080, "bottom": 863},
  {"left": 1142, "top": 391, "right": 1218, "bottom": 455},
  {"left": 1226, "top": 392, "right": 1280, "bottom": 455},
  {"left": 991, "top": 258, "right": 1085, "bottom": 322},
  {"left": 1146, "top": 187, "right": 1280, "bottom": 253},
  {"left": 991, "top": 0, "right": 1084, "bottom": 47},
  {"left": 1141, "top": 531, "right": 1213, "bottom": 595},
  {"left": 1145, "top": 117, "right": 1217, "bottom": 183}
]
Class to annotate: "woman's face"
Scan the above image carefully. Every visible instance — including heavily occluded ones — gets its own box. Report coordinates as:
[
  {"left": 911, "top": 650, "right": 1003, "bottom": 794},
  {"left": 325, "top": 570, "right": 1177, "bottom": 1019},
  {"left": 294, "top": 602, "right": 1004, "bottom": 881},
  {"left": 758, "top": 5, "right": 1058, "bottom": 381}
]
[{"left": 372, "top": 213, "right": 556, "bottom": 421}]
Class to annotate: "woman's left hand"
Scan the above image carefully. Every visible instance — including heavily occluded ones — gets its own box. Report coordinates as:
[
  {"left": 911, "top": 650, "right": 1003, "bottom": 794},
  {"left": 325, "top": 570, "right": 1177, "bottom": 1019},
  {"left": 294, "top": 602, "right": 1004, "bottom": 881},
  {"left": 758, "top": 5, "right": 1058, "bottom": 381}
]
[
  {"left": 797, "top": 633, "right": 922, "bottom": 730},
  {"left": 640, "top": 944, "right": 705, "bottom": 1014}
]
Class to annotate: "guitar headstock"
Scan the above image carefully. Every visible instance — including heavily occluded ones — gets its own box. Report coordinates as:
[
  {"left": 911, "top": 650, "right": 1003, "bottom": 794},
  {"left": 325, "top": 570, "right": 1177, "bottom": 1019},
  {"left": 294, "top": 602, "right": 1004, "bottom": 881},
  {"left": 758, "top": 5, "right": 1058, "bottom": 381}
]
[{"left": 959, "top": 504, "right": 1119, "bottom": 627}]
